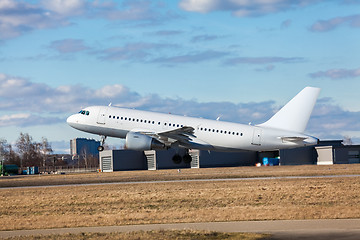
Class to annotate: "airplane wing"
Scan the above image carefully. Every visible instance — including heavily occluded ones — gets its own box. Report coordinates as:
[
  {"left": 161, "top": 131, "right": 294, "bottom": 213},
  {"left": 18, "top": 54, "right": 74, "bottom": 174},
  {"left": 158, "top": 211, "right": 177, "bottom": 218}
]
[{"left": 137, "top": 126, "right": 195, "bottom": 146}]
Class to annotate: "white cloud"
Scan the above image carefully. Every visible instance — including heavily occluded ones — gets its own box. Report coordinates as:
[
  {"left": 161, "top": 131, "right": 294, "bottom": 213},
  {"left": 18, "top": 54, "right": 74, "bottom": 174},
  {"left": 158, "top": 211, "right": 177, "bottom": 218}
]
[
  {"left": 0, "top": 0, "right": 70, "bottom": 39},
  {"left": 179, "top": 0, "right": 219, "bottom": 13},
  {"left": 152, "top": 50, "right": 229, "bottom": 65},
  {"left": 0, "top": 113, "right": 61, "bottom": 127},
  {"left": 309, "top": 67, "right": 360, "bottom": 79},
  {"left": 191, "top": 34, "right": 222, "bottom": 42},
  {"left": 224, "top": 56, "right": 304, "bottom": 66},
  {"left": 49, "top": 39, "right": 89, "bottom": 53},
  {"left": 0, "top": 0, "right": 179, "bottom": 40},
  {"left": 95, "top": 84, "right": 130, "bottom": 98},
  {"left": 310, "top": 14, "right": 360, "bottom": 32},
  {"left": 1, "top": 73, "right": 360, "bottom": 143},
  {"left": 93, "top": 42, "right": 178, "bottom": 62},
  {"left": 179, "top": 0, "right": 321, "bottom": 17},
  {"left": 41, "top": 0, "right": 86, "bottom": 16},
  {"left": 0, "top": 113, "right": 30, "bottom": 122}
]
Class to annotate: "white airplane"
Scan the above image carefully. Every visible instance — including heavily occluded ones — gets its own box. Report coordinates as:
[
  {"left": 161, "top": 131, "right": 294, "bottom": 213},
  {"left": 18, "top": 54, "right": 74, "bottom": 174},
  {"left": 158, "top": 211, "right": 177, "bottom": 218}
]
[{"left": 67, "top": 87, "right": 320, "bottom": 163}]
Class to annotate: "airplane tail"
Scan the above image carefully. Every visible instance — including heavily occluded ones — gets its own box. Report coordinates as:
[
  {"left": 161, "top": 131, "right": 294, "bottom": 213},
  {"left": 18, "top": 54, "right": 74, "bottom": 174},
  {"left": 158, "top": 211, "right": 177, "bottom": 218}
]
[{"left": 258, "top": 87, "right": 320, "bottom": 133}]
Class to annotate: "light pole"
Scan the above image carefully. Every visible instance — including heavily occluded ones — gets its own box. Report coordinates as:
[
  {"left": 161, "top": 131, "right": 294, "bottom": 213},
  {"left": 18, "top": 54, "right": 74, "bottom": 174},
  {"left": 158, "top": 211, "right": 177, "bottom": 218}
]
[{"left": 1, "top": 156, "right": 4, "bottom": 176}]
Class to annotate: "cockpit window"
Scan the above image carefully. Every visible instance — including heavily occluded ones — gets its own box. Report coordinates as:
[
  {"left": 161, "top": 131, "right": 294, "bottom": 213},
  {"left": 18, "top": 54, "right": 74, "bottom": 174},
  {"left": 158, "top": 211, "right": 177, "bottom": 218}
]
[{"left": 79, "top": 110, "right": 90, "bottom": 116}]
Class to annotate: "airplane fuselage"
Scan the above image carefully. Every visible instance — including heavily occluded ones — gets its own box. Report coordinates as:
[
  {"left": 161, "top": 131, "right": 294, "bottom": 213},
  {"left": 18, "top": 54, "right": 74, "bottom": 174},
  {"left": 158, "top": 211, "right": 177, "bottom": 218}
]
[{"left": 67, "top": 105, "right": 318, "bottom": 152}]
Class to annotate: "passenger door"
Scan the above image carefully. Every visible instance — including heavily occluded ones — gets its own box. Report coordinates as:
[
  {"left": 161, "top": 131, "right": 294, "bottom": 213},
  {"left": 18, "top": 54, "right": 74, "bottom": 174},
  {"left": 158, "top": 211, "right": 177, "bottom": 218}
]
[
  {"left": 97, "top": 107, "right": 107, "bottom": 124},
  {"left": 251, "top": 127, "right": 262, "bottom": 145}
]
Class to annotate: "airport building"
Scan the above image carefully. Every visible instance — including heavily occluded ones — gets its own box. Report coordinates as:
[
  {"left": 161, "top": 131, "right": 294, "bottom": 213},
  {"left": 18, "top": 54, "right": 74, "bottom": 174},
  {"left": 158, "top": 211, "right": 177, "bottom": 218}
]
[
  {"left": 70, "top": 138, "right": 100, "bottom": 160},
  {"left": 99, "top": 140, "right": 360, "bottom": 172}
]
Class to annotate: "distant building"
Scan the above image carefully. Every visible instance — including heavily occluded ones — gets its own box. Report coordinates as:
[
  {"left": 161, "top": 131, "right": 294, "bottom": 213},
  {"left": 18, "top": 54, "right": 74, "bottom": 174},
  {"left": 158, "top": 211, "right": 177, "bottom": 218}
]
[{"left": 70, "top": 138, "right": 100, "bottom": 159}]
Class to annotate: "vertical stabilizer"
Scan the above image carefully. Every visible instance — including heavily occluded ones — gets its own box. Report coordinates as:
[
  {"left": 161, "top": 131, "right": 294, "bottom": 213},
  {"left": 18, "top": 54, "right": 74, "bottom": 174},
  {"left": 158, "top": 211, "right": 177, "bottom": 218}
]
[{"left": 258, "top": 87, "right": 320, "bottom": 133}]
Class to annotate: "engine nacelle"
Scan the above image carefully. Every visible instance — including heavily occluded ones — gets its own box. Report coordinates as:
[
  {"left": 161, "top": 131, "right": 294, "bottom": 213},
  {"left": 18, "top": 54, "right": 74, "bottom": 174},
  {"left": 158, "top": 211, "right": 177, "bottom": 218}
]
[{"left": 125, "top": 131, "right": 165, "bottom": 151}]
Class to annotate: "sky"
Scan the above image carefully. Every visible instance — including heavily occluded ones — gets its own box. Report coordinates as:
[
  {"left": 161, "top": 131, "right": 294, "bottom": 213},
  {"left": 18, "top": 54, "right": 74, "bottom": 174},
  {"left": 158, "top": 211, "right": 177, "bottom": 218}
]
[{"left": 0, "top": 0, "right": 360, "bottom": 153}]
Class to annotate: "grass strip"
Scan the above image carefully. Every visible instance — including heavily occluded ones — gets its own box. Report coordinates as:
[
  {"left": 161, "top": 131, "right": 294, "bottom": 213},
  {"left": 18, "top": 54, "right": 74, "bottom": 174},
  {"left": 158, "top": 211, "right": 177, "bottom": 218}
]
[{"left": 2, "top": 230, "right": 269, "bottom": 240}]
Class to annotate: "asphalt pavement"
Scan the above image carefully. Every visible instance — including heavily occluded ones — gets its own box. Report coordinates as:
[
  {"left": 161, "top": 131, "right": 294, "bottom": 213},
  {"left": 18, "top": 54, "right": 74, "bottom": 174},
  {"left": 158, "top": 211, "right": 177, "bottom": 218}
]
[{"left": 1, "top": 219, "right": 360, "bottom": 239}]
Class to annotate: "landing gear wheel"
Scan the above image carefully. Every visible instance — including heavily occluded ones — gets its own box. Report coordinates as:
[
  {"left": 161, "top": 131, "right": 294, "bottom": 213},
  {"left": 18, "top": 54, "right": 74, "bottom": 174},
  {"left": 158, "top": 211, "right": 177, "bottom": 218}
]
[
  {"left": 98, "top": 135, "right": 107, "bottom": 152},
  {"left": 172, "top": 154, "right": 182, "bottom": 164},
  {"left": 183, "top": 154, "right": 192, "bottom": 164}
]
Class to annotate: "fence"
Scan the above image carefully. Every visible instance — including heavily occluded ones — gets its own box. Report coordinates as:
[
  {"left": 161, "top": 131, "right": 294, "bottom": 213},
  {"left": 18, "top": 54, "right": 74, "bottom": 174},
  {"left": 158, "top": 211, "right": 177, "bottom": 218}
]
[{"left": 38, "top": 166, "right": 99, "bottom": 174}]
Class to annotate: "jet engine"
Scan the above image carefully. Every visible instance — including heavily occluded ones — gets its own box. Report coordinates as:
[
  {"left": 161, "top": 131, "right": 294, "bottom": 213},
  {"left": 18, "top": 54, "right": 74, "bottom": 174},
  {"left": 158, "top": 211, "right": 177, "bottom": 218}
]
[{"left": 125, "top": 132, "right": 165, "bottom": 151}]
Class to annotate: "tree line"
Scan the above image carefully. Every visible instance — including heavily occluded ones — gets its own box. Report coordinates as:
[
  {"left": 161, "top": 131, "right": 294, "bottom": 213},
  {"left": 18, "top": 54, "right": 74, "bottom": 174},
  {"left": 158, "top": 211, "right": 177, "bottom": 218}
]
[{"left": 0, "top": 133, "right": 53, "bottom": 169}]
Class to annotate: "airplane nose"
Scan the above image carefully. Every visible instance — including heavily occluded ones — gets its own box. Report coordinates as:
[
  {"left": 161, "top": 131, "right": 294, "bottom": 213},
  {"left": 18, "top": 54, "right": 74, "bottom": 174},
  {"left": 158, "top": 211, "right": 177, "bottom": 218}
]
[{"left": 66, "top": 114, "right": 78, "bottom": 127}]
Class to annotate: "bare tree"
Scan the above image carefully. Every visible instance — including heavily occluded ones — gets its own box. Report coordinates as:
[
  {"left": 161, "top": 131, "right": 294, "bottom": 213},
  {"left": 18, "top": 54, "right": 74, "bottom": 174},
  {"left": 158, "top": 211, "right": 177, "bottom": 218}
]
[
  {"left": 0, "top": 139, "right": 9, "bottom": 158},
  {"left": 343, "top": 136, "right": 353, "bottom": 145},
  {"left": 80, "top": 146, "right": 89, "bottom": 168},
  {"left": 0, "top": 140, "right": 20, "bottom": 166},
  {"left": 39, "top": 137, "right": 53, "bottom": 168},
  {"left": 16, "top": 133, "right": 42, "bottom": 168}
]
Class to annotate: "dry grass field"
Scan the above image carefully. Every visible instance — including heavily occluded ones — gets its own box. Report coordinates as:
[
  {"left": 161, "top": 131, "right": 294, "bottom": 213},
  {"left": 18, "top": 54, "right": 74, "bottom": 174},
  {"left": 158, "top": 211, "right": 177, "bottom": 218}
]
[{"left": 1, "top": 165, "right": 360, "bottom": 232}]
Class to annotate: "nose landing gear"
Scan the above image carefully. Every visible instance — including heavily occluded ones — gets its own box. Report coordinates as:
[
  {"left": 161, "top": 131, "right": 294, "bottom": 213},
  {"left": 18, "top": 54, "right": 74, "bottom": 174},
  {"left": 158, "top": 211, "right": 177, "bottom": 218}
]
[{"left": 97, "top": 135, "right": 107, "bottom": 152}]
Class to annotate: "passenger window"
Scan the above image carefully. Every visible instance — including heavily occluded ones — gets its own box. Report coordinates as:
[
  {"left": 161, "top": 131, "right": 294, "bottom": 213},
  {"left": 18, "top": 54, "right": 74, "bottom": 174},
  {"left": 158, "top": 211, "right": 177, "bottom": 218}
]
[
  {"left": 109, "top": 115, "right": 111, "bottom": 118},
  {"left": 224, "top": 131, "right": 227, "bottom": 134},
  {"left": 158, "top": 122, "right": 161, "bottom": 125},
  {"left": 86, "top": 111, "right": 89, "bottom": 115},
  {"left": 113, "top": 116, "right": 115, "bottom": 119},
  {"left": 117, "top": 116, "right": 119, "bottom": 119},
  {"left": 152, "top": 121, "right": 155, "bottom": 124},
  {"left": 241, "top": 133, "right": 243, "bottom": 136}
]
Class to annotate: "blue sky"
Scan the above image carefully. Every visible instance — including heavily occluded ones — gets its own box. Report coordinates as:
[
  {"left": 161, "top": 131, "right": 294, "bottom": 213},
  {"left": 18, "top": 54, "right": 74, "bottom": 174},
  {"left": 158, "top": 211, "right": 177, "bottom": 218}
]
[{"left": 0, "top": 0, "right": 360, "bottom": 153}]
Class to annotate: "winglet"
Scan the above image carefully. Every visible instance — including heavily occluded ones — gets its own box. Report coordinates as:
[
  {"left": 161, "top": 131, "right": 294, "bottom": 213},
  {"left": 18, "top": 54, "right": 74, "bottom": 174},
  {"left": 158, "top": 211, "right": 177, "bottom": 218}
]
[{"left": 258, "top": 87, "right": 320, "bottom": 133}]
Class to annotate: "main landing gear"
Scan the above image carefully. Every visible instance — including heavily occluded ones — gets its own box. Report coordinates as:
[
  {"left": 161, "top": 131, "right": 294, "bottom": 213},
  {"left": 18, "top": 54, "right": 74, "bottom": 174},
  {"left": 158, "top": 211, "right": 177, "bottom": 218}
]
[
  {"left": 97, "top": 135, "right": 107, "bottom": 152},
  {"left": 172, "top": 150, "right": 192, "bottom": 164}
]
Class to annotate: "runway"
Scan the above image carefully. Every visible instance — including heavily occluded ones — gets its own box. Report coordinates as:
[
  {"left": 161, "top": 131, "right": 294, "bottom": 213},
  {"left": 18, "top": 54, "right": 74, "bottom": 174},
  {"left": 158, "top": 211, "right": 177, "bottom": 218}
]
[
  {"left": 2, "top": 174, "right": 360, "bottom": 189},
  {"left": 1, "top": 219, "right": 360, "bottom": 239}
]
